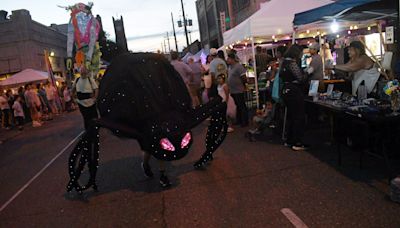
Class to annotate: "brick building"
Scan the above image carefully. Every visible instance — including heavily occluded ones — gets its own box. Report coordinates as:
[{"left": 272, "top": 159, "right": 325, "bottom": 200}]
[
  {"left": 0, "top": 9, "right": 67, "bottom": 80},
  {"left": 196, "top": 0, "right": 268, "bottom": 49}
]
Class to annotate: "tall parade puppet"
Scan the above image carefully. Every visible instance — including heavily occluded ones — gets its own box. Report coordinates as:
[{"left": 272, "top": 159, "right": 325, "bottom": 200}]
[{"left": 64, "top": 5, "right": 228, "bottom": 194}]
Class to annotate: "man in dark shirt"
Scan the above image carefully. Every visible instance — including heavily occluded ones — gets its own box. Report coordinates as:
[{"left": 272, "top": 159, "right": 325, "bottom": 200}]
[{"left": 255, "top": 46, "right": 271, "bottom": 76}]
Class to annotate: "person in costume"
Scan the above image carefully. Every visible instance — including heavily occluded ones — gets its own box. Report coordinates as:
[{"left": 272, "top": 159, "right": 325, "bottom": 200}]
[
  {"left": 62, "top": 2, "right": 101, "bottom": 130},
  {"left": 67, "top": 53, "right": 228, "bottom": 193}
]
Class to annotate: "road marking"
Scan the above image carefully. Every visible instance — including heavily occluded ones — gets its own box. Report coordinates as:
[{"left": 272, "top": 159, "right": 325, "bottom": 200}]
[
  {"left": 281, "top": 208, "right": 309, "bottom": 228},
  {"left": 0, "top": 131, "right": 84, "bottom": 213}
]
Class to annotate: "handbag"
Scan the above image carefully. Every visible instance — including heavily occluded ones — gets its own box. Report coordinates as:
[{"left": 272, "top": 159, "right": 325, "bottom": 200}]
[{"left": 272, "top": 70, "right": 282, "bottom": 103}]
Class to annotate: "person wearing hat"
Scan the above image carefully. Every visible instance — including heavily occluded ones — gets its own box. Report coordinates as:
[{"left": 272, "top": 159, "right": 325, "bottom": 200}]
[
  {"left": 331, "top": 41, "right": 380, "bottom": 96},
  {"left": 306, "top": 42, "right": 324, "bottom": 92},
  {"left": 209, "top": 48, "right": 227, "bottom": 99},
  {"left": 227, "top": 52, "right": 249, "bottom": 127}
]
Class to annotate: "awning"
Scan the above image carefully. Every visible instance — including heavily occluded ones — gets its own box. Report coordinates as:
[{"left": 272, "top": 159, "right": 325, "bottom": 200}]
[{"left": 293, "top": 0, "right": 380, "bottom": 26}]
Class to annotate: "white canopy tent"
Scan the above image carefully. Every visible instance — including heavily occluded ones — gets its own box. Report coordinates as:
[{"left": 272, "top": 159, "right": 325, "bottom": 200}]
[
  {"left": 222, "top": 0, "right": 333, "bottom": 107},
  {"left": 0, "top": 68, "right": 63, "bottom": 88},
  {"left": 223, "top": 0, "right": 333, "bottom": 46}
]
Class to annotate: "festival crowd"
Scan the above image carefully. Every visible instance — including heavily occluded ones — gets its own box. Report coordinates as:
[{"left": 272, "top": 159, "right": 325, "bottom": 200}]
[{"left": 0, "top": 81, "right": 76, "bottom": 130}]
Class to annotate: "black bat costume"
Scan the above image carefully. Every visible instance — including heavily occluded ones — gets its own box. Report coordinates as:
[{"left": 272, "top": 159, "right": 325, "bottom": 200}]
[{"left": 67, "top": 53, "right": 228, "bottom": 193}]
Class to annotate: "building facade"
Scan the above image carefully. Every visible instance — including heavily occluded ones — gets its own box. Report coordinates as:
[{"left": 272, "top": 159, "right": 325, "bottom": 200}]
[
  {"left": 0, "top": 9, "right": 67, "bottom": 79},
  {"left": 196, "top": 0, "right": 268, "bottom": 49}
]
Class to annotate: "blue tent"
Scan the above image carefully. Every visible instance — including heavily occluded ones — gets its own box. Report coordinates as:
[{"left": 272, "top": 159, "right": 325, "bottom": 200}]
[{"left": 293, "top": 0, "right": 380, "bottom": 26}]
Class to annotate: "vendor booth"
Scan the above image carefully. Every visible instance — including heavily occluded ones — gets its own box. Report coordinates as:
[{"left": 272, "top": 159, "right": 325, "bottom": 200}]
[
  {"left": 223, "top": 0, "right": 333, "bottom": 107},
  {"left": 292, "top": 0, "right": 400, "bottom": 181}
]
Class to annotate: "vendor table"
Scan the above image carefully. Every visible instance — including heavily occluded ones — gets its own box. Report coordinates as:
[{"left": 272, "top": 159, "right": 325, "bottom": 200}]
[{"left": 305, "top": 98, "right": 400, "bottom": 181}]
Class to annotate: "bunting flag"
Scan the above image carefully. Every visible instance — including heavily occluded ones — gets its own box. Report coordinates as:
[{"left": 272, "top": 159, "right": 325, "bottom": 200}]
[{"left": 44, "top": 50, "right": 57, "bottom": 87}]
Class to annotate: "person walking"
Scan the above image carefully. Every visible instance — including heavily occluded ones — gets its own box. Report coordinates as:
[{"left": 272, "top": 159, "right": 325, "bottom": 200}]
[
  {"left": 187, "top": 57, "right": 203, "bottom": 107},
  {"left": 226, "top": 53, "right": 249, "bottom": 127},
  {"left": 170, "top": 51, "right": 194, "bottom": 94}
]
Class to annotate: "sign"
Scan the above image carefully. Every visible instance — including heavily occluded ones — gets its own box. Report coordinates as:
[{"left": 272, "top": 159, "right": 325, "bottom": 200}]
[
  {"left": 385, "top": 26, "right": 394, "bottom": 44},
  {"left": 220, "top": 11, "right": 226, "bottom": 33}
]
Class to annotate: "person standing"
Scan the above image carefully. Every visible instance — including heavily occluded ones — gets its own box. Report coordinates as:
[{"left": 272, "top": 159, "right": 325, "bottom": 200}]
[
  {"left": 12, "top": 95, "right": 25, "bottom": 130},
  {"left": 72, "top": 70, "right": 99, "bottom": 130},
  {"left": 280, "top": 45, "right": 308, "bottom": 151},
  {"left": 227, "top": 53, "right": 249, "bottom": 127},
  {"left": 331, "top": 41, "right": 380, "bottom": 96},
  {"left": 24, "top": 83, "right": 42, "bottom": 127},
  {"left": 202, "top": 55, "right": 213, "bottom": 103},
  {"left": 187, "top": 57, "right": 203, "bottom": 107},
  {"left": 0, "top": 91, "right": 11, "bottom": 130},
  {"left": 306, "top": 43, "right": 324, "bottom": 92},
  {"left": 255, "top": 46, "right": 271, "bottom": 76},
  {"left": 45, "top": 82, "right": 59, "bottom": 115},
  {"left": 209, "top": 48, "right": 227, "bottom": 99}
]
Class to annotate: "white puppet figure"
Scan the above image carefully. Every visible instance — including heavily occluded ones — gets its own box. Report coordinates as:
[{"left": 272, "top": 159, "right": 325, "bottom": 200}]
[{"left": 64, "top": 2, "right": 101, "bottom": 75}]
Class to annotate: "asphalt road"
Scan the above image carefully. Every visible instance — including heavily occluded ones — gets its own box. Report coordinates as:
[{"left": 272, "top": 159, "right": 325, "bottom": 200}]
[{"left": 0, "top": 110, "right": 399, "bottom": 227}]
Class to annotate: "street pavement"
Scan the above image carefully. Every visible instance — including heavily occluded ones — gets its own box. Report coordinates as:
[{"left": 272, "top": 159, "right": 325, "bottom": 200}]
[{"left": 0, "top": 110, "right": 399, "bottom": 227}]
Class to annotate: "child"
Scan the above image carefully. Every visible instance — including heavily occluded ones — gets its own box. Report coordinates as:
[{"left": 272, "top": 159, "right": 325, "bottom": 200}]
[
  {"left": 217, "top": 74, "right": 235, "bottom": 133},
  {"left": 246, "top": 100, "right": 274, "bottom": 141},
  {"left": 12, "top": 95, "right": 25, "bottom": 130}
]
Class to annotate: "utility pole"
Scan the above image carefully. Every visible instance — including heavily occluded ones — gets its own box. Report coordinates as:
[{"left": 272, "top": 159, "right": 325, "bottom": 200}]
[
  {"left": 171, "top": 12, "right": 179, "bottom": 52},
  {"left": 180, "top": 0, "right": 190, "bottom": 47},
  {"left": 166, "top": 32, "right": 171, "bottom": 53},
  {"left": 163, "top": 39, "right": 167, "bottom": 54}
]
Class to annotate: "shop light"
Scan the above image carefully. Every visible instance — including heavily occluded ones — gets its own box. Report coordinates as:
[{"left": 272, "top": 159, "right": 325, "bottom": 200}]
[
  {"left": 299, "top": 34, "right": 304, "bottom": 38},
  {"left": 367, "top": 26, "right": 371, "bottom": 31},
  {"left": 330, "top": 19, "right": 339, "bottom": 33},
  {"left": 336, "top": 34, "right": 340, "bottom": 38},
  {"left": 272, "top": 35, "right": 275, "bottom": 39},
  {"left": 350, "top": 26, "right": 353, "bottom": 30},
  {"left": 274, "top": 39, "right": 278, "bottom": 42},
  {"left": 354, "top": 25, "right": 358, "bottom": 29},
  {"left": 50, "top": 51, "right": 55, "bottom": 57},
  {"left": 348, "top": 30, "right": 351, "bottom": 35},
  {"left": 306, "top": 30, "right": 310, "bottom": 34},
  {"left": 317, "top": 31, "right": 320, "bottom": 35}
]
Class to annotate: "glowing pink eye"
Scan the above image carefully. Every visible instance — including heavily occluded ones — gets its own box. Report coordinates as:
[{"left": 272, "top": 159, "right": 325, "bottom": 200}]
[
  {"left": 160, "top": 138, "right": 175, "bottom": 151},
  {"left": 181, "top": 132, "right": 191, "bottom": 148}
]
